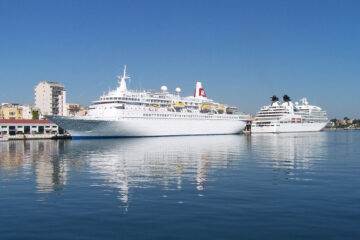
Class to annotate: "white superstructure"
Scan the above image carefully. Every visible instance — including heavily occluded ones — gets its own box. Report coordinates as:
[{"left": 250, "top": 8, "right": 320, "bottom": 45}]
[
  {"left": 47, "top": 66, "right": 249, "bottom": 138},
  {"left": 251, "top": 95, "right": 328, "bottom": 133}
]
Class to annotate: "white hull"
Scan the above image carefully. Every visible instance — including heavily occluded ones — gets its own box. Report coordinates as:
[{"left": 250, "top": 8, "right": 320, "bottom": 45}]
[
  {"left": 47, "top": 116, "right": 247, "bottom": 137},
  {"left": 251, "top": 122, "right": 328, "bottom": 133}
]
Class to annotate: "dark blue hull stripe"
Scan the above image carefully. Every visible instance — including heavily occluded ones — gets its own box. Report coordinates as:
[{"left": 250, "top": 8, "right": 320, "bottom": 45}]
[{"left": 71, "top": 133, "right": 240, "bottom": 140}]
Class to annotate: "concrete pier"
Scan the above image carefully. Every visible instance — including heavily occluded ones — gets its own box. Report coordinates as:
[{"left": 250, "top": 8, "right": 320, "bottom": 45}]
[{"left": 7, "top": 133, "right": 71, "bottom": 140}]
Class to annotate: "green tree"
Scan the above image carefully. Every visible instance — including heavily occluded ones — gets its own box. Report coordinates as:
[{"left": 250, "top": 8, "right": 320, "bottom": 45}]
[{"left": 32, "top": 111, "right": 39, "bottom": 120}]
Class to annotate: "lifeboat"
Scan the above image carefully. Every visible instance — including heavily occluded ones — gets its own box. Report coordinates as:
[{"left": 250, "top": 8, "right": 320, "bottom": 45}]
[
  {"left": 200, "top": 104, "right": 212, "bottom": 113},
  {"left": 173, "top": 102, "right": 185, "bottom": 108},
  {"left": 152, "top": 104, "right": 159, "bottom": 108},
  {"left": 216, "top": 105, "right": 225, "bottom": 113},
  {"left": 201, "top": 104, "right": 212, "bottom": 109},
  {"left": 226, "top": 106, "right": 237, "bottom": 114}
]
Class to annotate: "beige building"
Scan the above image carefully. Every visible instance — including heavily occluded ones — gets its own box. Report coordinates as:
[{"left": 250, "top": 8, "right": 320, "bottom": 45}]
[
  {"left": 66, "top": 103, "right": 88, "bottom": 116},
  {"left": 35, "top": 82, "right": 67, "bottom": 116},
  {"left": 1, "top": 104, "right": 41, "bottom": 120},
  {"left": 1, "top": 104, "right": 23, "bottom": 119}
]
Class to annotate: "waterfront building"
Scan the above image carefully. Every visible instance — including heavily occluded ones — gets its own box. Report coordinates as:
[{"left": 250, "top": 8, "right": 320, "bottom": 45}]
[
  {"left": 1, "top": 104, "right": 23, "bottom": 119},
  {"left": 66, "top": 103, "right": 88, "bottom": 116},
  {"left": 35, "top": 82, "right": 67, "bottom": 116},
  {"left": 1, "top": 104, "right": 41, "bottom": 120},
  {"left": 0, "top": 119, "right": 61, "bottom": 135},
  {"left": 327, "top": 121, "right": 335, "bottom": 128},
  {"left": 338, "top": 120, "right": 347, "bottom": 125}
]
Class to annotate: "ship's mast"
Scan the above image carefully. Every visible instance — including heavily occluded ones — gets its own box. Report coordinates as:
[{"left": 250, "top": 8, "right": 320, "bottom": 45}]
[{"left": 117, "top": 65, "right": 130, "bottom": 92}]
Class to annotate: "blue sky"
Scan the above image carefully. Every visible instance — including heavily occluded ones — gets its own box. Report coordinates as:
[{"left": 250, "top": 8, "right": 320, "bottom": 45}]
[{"left": 1, "top": 0, "right": 359, "bottom": 118}]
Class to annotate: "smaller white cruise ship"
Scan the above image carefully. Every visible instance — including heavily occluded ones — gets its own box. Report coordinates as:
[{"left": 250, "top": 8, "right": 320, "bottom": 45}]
[{"left": 251, "top": 95, "right": 328, "bottom": 133}]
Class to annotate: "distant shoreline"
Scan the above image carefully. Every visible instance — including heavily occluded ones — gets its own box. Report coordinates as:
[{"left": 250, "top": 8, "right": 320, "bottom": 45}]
[{"left": 325, "top": 128, "right": 360, "bottom": 131}]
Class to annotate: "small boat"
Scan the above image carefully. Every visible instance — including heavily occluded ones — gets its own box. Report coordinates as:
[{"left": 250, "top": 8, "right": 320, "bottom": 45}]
[
  {"left": 0, "top": 135, "right": 8, "bottom": 141},
  {"left": 200, "top": 104, "right": 212, "bottom": 113}
]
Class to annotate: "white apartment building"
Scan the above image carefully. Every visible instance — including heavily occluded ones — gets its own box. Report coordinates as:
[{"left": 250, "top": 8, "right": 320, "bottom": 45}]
[{"left": 35, "top": 82, "right": 67, "bottom": 116}]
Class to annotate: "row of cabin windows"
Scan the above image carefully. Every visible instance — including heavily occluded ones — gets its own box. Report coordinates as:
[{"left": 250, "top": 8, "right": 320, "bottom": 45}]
[
  {"left": 102, "top": 97, "right": 140, "bottom": 101},
  {"left": 100, "top": 97, "right": 201, "bottom": 106},
  {"left": 1, "top": 125, "right": 57, "bottom": 129},
  {"left": 256, "top": 119, "right": 326, "bottom": 125},
  {"left": 258, "top": 112, "right": 289, "bottom": 115},
  {"left": 257, "top": 114, "right": 285, "bottom": 117},
  {"left": 142, "top": 113, "right": 238, "bottom": 119}
]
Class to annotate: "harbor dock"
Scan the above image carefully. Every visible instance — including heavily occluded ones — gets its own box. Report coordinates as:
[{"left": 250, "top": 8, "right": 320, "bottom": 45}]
[{"left": 0, "top": 119, "right": 70, "bottom": 140}]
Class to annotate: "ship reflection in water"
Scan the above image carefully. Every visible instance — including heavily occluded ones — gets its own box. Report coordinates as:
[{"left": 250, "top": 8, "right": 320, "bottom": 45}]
[
  {"left": 70, "top": 135, "right": 248, "bottom": 204},
  {"left": 249, "top": 132, "right": 327, "bottom": 181},
  {"left": 1, "top": 132, "right": 358, "bottom": 240},
  {"left": 0, "top": 133, "right": 327, "bottom": 204},
  {"left": 0, "top": 136, "right": 247, "bottom": 203}
]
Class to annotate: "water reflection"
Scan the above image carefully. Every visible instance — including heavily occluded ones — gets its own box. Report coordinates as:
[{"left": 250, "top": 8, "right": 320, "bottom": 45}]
[
  {"left": 0, "top": 140, "right": 71, "bottom": 193},
  {"left": 250, "top": 132, "right": 328, "bottom": 180},
  {"left": 0, "top": 133, "right": 328, "bottom": 204},
  {"left": 0, "top": 136, "right": 248, "bottom": 201},
  {"left": 69, "top": 135, "right": 247, "bottom": 203}
]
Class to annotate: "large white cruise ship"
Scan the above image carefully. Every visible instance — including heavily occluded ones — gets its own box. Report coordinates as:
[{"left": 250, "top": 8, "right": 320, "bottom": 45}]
[
  {"left": 251, "top": 95, "right": 328, "bottom": 133},
  {"left": 47, "top": 66, "right": 249, "bottom": 138}
]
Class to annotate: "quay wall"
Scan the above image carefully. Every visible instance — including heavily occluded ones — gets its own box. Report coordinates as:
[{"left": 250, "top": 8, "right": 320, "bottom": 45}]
[{"left": 8, "top": 134, "right": 71, "bottom": 140}]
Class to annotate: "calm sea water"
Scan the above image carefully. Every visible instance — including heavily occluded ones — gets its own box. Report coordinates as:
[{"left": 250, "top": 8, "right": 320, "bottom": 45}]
[{"left": 1, "top": 131, "right": 360, "bottom": 239}]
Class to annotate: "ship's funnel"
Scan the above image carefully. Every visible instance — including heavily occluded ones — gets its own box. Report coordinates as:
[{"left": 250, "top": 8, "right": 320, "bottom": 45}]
[{"left": 194, "top": 82, "right": 207, "bottom": 98}]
